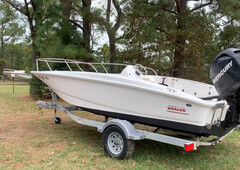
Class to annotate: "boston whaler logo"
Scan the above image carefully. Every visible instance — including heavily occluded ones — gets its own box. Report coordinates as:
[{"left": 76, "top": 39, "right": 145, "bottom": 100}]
[
  {"left": 167, "top": 106, "right": 189, "bottom": 115},
  {"left": 213, "top": 60, "right": 233, "bottom": 84}
]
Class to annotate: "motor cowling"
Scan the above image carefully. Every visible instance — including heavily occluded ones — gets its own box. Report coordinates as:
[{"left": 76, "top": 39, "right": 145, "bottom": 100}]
[
  {"left": 210, "top": 48, "right": 240, "bottom": 99},
  {"left": 210, "top": 48, "right": 240, "bottom": 127}
]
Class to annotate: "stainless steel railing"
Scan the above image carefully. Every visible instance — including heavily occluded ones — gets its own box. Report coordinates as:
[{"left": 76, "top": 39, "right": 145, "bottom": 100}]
[{"left": 36, "top": 58, "right": 158, "bottom": 75}]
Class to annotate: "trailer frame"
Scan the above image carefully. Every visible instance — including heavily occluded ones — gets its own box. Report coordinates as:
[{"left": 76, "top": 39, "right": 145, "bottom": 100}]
[{"left": 37, "top": 91, "right": 236, "bottom": 159}]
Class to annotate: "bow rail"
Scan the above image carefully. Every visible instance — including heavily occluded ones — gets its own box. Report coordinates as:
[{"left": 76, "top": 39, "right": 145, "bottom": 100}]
[{"left": 36, "top": 58, "right": 158, "bottom": 75}]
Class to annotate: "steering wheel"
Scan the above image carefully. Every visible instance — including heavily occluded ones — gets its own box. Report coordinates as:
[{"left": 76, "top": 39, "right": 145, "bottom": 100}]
[{"left": 135, "top": 64, "right": 148, "bottom": 76}]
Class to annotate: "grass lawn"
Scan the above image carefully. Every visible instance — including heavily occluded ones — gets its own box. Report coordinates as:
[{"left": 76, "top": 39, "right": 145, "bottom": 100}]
[{"left": 0, "top": 83, "right": 239, "bottom": 169}]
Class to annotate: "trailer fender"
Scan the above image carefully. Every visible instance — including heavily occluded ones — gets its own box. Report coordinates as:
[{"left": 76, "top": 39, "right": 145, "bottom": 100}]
[{"left": 98, "top": 119, "right": 145, "bottom": 140}]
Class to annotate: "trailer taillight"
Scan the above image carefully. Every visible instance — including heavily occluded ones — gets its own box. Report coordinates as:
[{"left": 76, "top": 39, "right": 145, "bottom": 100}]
[{"left": 184, "top": 143, "right": 194, "bottom": 151}]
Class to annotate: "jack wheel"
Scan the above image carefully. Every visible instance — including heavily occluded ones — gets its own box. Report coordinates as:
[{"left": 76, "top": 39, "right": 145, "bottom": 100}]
[
  {"left": 103, "top": 126, "right": 135, "bottom": 159},
  {"left": 54, "top": 117, "right": 61, "bottom": 124}
]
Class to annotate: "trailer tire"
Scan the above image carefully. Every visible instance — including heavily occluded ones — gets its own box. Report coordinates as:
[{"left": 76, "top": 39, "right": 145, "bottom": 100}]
[
  {"left": 55, "top": 117, "right": 61, "bottom": 124},
  {"left": 103, "top": 126, "right": 135, "bottom": 159}
]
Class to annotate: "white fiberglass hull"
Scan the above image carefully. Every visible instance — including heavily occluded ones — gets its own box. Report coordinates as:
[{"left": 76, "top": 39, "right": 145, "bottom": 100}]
[
  {"left": 32, "top": 71, "right": 229, "bottom": 136},
  {"left": 3, "top": 70, "right": 32, "bottom": 79}
]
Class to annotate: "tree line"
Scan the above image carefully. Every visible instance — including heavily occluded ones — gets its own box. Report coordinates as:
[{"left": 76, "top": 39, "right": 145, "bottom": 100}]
[{"left": 0, "top": 0, "right": 240, "bottom": 98}]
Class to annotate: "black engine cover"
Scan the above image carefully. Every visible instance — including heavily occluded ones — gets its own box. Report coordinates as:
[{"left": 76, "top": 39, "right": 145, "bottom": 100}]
[{"left": 210, "top": 48, "right": 240, "bottom": 99}]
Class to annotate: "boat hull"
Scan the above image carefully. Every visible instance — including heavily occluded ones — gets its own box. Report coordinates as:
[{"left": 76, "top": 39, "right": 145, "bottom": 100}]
[
  {"left": 3, "top": 70, "right": 32, "bottom": 80},
  {"left": 31, "top": 71, "right": 230, "bottom": 136}
]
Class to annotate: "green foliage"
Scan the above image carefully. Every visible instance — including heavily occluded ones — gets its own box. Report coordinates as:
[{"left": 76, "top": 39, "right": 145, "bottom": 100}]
[
  {"left": 95, "top": 44, "right": 110, "bottom": 62},
  {"left": 30, "top": 0, "right": 93, "bottom": 61},
  {"left": 25, "top": 67, "right": 30, "bottom": 74},
  {"left": 0, "top": 2, "right": 24, "bottom": 40},
  {"left": 38, "top": 31, "right": 93, "bottom": 61},
  {"left": 4, "top": 43, "right": 32, "bottom": 69},
  {"left": 217, "top": 0, "right": 240, "bottom": 20},
  {"left": 218, "top": 25, "right": 240, "bottom": 49},
  {"left": 118, "top": 0, "right": 180, "bottom": 74},
  {"left": 7, "top": 0, "right": 94, "bottom": 99},
  {"left": 117, "top": 0, "right": 240, "bottom": 82},
  {"left": 30, "top": 75, "right": 50, "bottom": 99},
  {"left": 0, "top": 58, "right": 7, "bottom": 64},
  {"left": 0, "top": 1, "right": 25, "bottom": 78}
]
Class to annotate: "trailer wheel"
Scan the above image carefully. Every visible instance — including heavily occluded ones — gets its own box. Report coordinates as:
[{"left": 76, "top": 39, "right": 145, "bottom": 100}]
[
  {"left": 103, "top": 126, "right": 135, "bottom": 159},
  {"left": 54, "top": 117, "right": 61, "bottom": 124}
]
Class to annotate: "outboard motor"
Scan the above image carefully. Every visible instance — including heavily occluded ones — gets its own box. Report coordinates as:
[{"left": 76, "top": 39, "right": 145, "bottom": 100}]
[{"left": 210, "top": 48, "right": 240, "bottom": 128}]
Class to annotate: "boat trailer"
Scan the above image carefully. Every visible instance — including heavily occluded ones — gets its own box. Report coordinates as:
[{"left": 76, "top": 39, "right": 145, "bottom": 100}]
[{"left": 37, "top": 91, "right": 236, "bottom": 159}]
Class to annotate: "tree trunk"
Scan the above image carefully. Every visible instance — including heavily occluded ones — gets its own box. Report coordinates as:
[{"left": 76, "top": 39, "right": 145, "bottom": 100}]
[
  {"left": 32, "top": 47, "right": 41, "bottom": 68},
  {"left": 28, "top": 0, "right": 42, "bottom": 68},
  {"left": 29, "top": 0, "right": 43, "bottom": 98},
  {"left": 31, "top": 32, "right": 41, "bottom": 67},
  {"left": 82, "top": 0, "right": 91, "bottom": 53},
  {"left": 109, "top": 34, "right": 116, "bottom": 72},
  {"left": 30, "top": 36, "right": 41, "bottom": 98},
  {"left": 171, "top": 0, "right": 187, "bottom": 77},
  {"left": 10, "top": 47, "right": 13, "bottom": 68},
  {"left": 1, "top": 41, "right": 5, "bottom": 80},
  {"left": 61, "top": 0, "right": 72, "bottom": 18},
  {"left": 60, "top": 0, "right": 73, "bottom": 45},
  {"left": 1, "top": 25, "right": 5, "bottom": 80},
  {"left": 172, "top": 36, "right": 185, "bottom": 77},
  {"left": 106, "top": 0, "right": 122, "bottom": 72}
]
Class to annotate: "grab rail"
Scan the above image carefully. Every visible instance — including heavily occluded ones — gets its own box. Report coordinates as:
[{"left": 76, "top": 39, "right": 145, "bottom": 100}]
[{"left": 35, "top": 58, "right": 158, "bottom": 75}]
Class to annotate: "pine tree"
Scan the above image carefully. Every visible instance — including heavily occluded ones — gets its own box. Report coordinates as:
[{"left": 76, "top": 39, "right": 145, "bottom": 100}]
[
  {"left": 120, "top": 0, "right": 235, "bottom": 82},
  {"left": 0, "top": 1, "right": 24, "bottom": 79}
]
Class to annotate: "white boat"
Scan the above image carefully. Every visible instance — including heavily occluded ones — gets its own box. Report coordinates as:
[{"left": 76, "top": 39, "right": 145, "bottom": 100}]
[
  {"left": 31, "top": 49, "right": 240, "bottom": 137},
  {"left": 3, "top": 69, "right": 32, "bottom": 79}
]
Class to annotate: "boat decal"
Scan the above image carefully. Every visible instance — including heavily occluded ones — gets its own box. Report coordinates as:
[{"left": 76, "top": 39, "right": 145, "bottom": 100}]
[
  {"left": 167, "top": 88, "right": 177, "bottom": 93},
  {"left": 167, "top": 106, "right": 189, "bottom": 115},
  {"left": 212, "top": 60, "right": 232, "bottom": 84}
]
